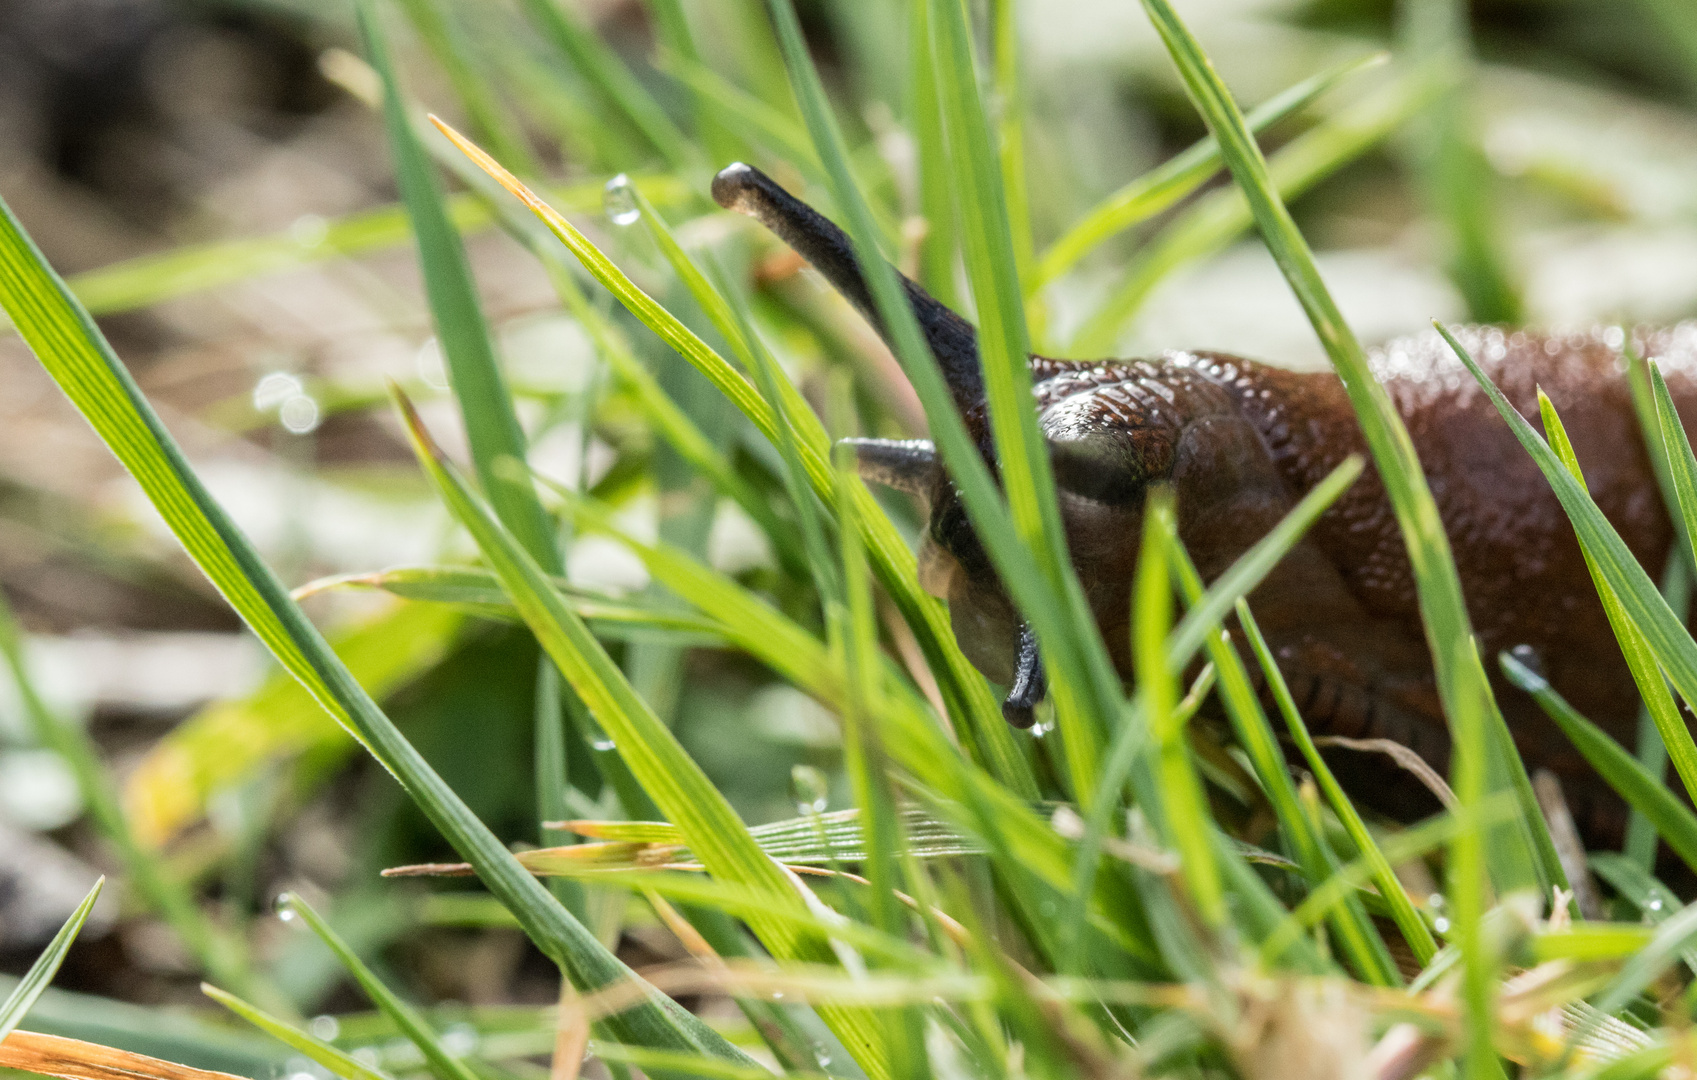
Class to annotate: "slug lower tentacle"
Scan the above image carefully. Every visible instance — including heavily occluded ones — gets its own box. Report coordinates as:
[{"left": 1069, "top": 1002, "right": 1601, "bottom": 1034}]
[{"left": 714, "top": 161, "right": 1697, "bottom": 848}]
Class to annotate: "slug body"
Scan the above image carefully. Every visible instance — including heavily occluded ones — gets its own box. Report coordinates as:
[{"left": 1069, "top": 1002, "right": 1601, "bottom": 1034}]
[{"left": 713, "top": 162, "right": 1697, "bottom": 843}]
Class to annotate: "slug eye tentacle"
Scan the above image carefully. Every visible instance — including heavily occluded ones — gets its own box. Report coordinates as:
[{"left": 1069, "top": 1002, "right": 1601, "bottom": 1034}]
[
  {"left": 839, "top": 437, "right": 938, "bottom": 500},
  {"left": 1002, "top": 622, "right": 1046, "bottom": 728},
  {"left": 712, "top": 162, "right": 985, "bottom": 420}
]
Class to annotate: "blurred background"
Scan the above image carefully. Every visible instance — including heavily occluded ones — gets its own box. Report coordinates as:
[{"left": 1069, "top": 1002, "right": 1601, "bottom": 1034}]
[{"left": 0, "top": 0, "right": 1693, "bottom": 1065}]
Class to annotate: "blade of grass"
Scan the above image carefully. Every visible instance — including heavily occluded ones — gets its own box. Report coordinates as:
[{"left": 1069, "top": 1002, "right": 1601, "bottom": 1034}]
[
  {"left": 1034, "top": 52, "right": 1385, "bottom": 291},
  {"left": 277, "top": 894, "right": 479, "bottom": 1080},
  {"left": 1650, "top": 363, "right": 1697, "bottom": 582},
  {"left": 202, "top": 985, "right": 393, "bottom": 1080},
  {"left": 928, "top": 0, "right": 1124, "bottom": 793},
  {"left": 1439, "top": 325, "right": 1697, "bottom": 803},
  {"left": 432, "top": 116, "right": 1034, "bottom": 797},
  {"left": 1234, "top": 597, "right": 1439, "bottom": 966},
  {"left": 392, "top": 391, "right": 895, "bottom": 1080},
  {"left": 0, "top": 878, "right": 103, "bottom": 1041},
  {"left": 1137, "top": 491, "right": 1222, "bottom": 925},
  {"left": 1500, "top": 649, "right": 1697, "bottom": 873},
  {"left": 1135, "top": 10, "right": 1518, "bottom": 1070},
  {"left": 1539, "top": 388, "right": 1697, "bottom": 808},
  {"left": 0, "top": 169, "right": 751, "bottom": 1065}
]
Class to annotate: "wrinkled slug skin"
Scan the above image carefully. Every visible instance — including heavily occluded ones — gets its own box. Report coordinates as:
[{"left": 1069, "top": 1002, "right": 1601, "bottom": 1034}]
[{"left": 1007, "top": 325, "right": 1697, "bottom": 843}]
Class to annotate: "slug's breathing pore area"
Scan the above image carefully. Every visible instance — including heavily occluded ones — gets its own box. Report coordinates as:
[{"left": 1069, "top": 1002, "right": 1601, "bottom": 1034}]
[{"left": 713, "top": 161, "right": 1697, "bottom": 848}]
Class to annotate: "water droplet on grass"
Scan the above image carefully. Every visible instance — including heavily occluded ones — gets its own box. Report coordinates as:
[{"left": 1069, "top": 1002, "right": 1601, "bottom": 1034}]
[
  {"left": 279, "top": 394, "right": 321, "bottom": 434},
  {"left": 604, "top": 175, "right": 640, "bottom": 226},
  {"left": 309, "top": 1015, "right": 339, "bottom": 1042},
  {"left": 791, "top": 764, "right": 828, "bottom": 815}
]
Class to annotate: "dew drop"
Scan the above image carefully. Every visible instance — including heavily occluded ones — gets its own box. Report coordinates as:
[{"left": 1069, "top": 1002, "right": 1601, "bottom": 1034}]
[
  {"left": 309, "top": 1015, "right": 340, "bottom": 1042},
  {"left": 1427, "top": 893, "right": 1446, "bottom": 910},
  {"left": 1432, "top": 916, "right": 1451, "bottom": 934},
  {"left": 279, "top": 394, "right": 321, "bottom": 434},
  {"left": 275, "top": 892, "right": 298, "bottom": 921},
  {"left": 770, "top": 991, "right": 784, "bottom": 1001},
  {"left": 811, "top": 1044, "right": 832, "bottom": 1068},
  {"left": 603, "top": 174, "right": 640, "bottom": 226},
  {"left": 352, "top": 1048, "right": 380, "bottom": 1067},
  {"left": 790, "top": 764, "right": 829, "bottom": 816},
  {"left": 1649, "top": 897, "right": 1664, "bottom": 912}
]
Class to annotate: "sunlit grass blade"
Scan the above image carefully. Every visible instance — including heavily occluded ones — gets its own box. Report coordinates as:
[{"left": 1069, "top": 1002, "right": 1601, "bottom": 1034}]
[
  {"left": 276, "top": 894, "right": 478, "bottom": 1080},
  {"left": 1034, "top": 52, "right": 1385, "bottom": 291},
  {"left": 593, "top": 1043, "right": 830, "bottom": 1080},
  {"left": 1233, "top": 597, "right": 1439, "bottom": 966},
  {"left": 0, "top": 878, "right": 103, "bottom": 1041},
  {"left": 927, "top": 0, "right": 1123, "bottom": 791},
  {"left": 0, "top": 161, "right": 746, "bottom": 1064},
  {"left": 359, "top": 0, "right": 557, "bottom": 570},
  {"left": 431, "top": 115, "right": 1032, "bottom": 797},
  {"left": 1137, "top": 492, "right": 1222, "bottom": 924},
  {"left": 1501, "top": 649, "right": 1697, "bottom": 873},
  {"left": 15, "top": 176, "right": 684, "bottom": 330},
  {"left": 1161, "top": 544, "right": 1401, "bottom": 983},
  {"left": 202, "top": 985, "right": 393, "bottom": 1080},
  {"left": 0, "top": 591, "right": 271, "bottom": 1008},
  {"left": 1539, "top": 389, "right": 1697, "bottom": 809},
  {"left": 1136, "top": 8, "right": 1513, "bottom": 1070},
  {"left": 392, "top": 390, "right": 894, "bottom": 1079},
  {"left": 1440, "top": 325, "right": 1697, "bottom": 784},
  {"left": 1649, "top": 363, "right": 1697, "bottom": 577},
  {"left": 552, "top": 486, "right": 1159, "bottom": 963},
  {"left": 1068, "top": 67, "right": 1439, "bottom": 355}
]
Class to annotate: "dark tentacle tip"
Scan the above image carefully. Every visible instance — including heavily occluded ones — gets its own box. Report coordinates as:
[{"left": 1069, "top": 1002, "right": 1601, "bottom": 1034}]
[
  {"left": 1002, "top": 622, "right": 1045, "bottom": 729},
  {"left": 712, "top": 162, "right": 761, "bottom": 214}
]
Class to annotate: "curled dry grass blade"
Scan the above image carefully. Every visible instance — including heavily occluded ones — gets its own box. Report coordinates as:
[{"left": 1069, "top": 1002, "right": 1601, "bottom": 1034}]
[
  {"left": 429, "top": 114, "right": 1034, "bottom": 797},
  {"left": 390, "top": 388, "right": 895, "bottom": 1080},
  {"left": 0, "top": 1030, "right": 250, "bottom": 1080},
  {"left": 0, "top": 169, "right": 749, "bottom": 1065}
]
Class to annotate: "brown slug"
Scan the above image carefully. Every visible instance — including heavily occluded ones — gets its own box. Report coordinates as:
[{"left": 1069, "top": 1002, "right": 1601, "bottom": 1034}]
[{"left": 712, "top": 161, "right": 1697, "bottom": 845}]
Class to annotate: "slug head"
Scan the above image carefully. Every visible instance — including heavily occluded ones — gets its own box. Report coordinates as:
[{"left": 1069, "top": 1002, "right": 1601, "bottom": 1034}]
[{"left": 716, "top": 164, "right": 1276, "bottom": 725}]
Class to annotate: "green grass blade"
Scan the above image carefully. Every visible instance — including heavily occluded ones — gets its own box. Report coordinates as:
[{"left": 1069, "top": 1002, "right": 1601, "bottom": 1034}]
[
  {"left": 277, "top": 893, "right": 479, "bottom": 1080},
  {"left": 1440, "top": 325, "right": 1697, "bottom": 789},
  {"left": 1165, "top": 548, "right": 1400, "bottom": 984},
  {"left": 0, "top": 168, "right": 747, "bottom": 1065},
  {"left": 360, "top": 0, "right": 558, "bottom": 571},
  {"left": 1594, "top": 900, "right": 1697, "bottom": 1015},
  {"left": 1135, "top": 9, "right": 1513, "bottom": 1068},
  {"left": 0, "top": 878, "right": 103, "bottom": 1042},
  {"left": 1539, "top": 389, "right": 1697, "bottom": 808},
  {"left": 1034, "top": 52, "right": 1385, "bottom": 291},
  {"left": 908, "top": 0, "right": 957, "bottom": 309},
  {"left": 927, "top": 0, "right": 1122, "bottom": 794},
  {"left": 1137, "top": 492, "right": 1222, "bottom": 925},
  {"left": 392, "top": 392, "right": 894, "bottom": 1080},
  {"left": 1069, "top": 68, "right": 1438, "bottom": 355},
  {"left": 1501, "top": 649, "right": 1697, "bottom": 873},
  {"left": 203, "top": 984, "right": 394, "bottom": 1080},
  {"left": 1236, "top": 597, "right": 1439, "bottom": 965},
  {"left": 433, "top": 117, "right": 1033, "bottom": 797},
  {"left": 1650, "top": 363, "right": 1697, "bottom": 577}
]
